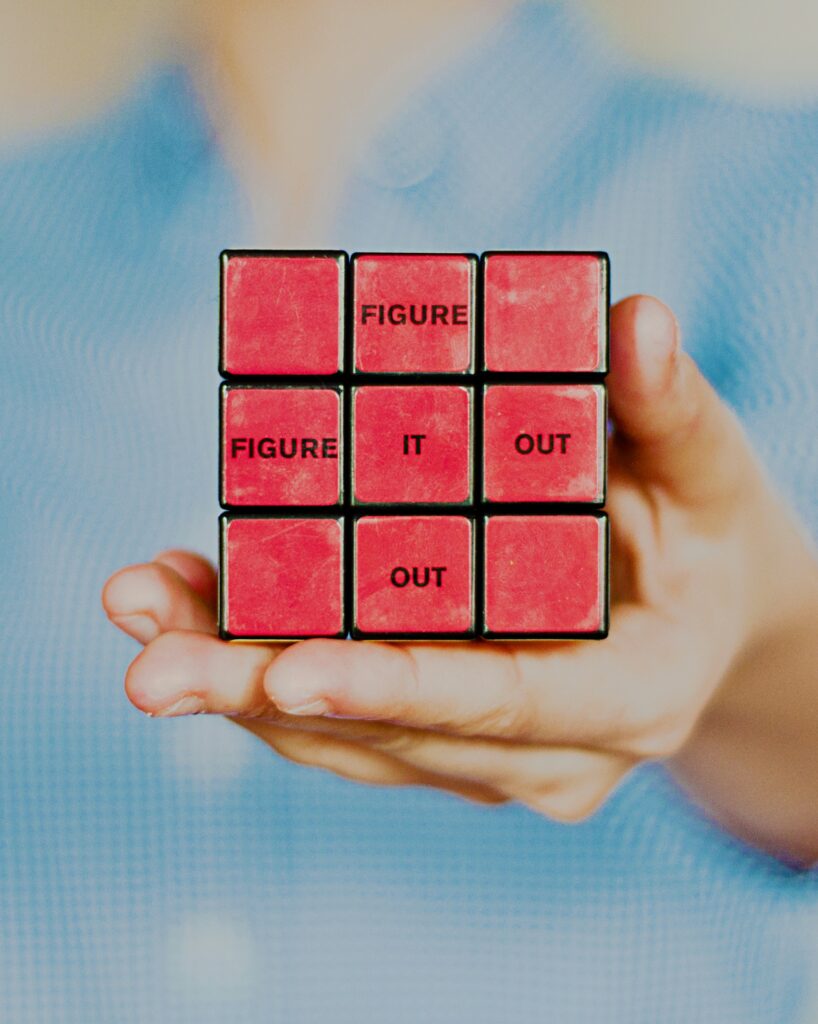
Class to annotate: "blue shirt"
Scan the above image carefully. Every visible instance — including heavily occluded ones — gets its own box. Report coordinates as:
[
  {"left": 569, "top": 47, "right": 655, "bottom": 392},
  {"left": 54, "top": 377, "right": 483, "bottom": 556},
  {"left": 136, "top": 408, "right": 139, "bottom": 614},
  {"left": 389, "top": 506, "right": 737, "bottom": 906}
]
[{"left": 2, "top": 4, "right": 818, "bottom": 1021}]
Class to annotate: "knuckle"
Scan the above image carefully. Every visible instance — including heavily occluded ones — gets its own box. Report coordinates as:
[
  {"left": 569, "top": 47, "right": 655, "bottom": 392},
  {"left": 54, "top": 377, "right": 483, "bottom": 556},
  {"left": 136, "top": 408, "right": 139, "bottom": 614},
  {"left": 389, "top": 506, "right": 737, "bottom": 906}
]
[
  {"left": 473, "top": 694, "right": 534, "bottom": 740},
  {"left": 374, "top": 646, "right": 424, "bottom": 723},
  {"left": 472, "top": 651, "right": 538, "bottom": 739}
]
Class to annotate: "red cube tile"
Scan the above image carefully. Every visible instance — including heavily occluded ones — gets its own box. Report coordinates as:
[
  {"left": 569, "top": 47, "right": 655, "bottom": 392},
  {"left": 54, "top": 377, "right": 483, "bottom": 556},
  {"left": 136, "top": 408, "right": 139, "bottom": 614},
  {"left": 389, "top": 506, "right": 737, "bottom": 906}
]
[
  {"left": 221, "top": 251, "right": 345, "bottom": 376},
  {"left": 354, "top": 516, "right": 474, "bottom": 636},
  {"left": 483, "top": 384, "right": 605, "bottom": 504},
  {"left": 221, "top": 385, "right": 342, "bottom": 507},
  {"left": 484, "top": 515, "right": 608, "bottom": 637},
  {"left": 352, "top": 253, "right": 476, "bottom": 373},
  {"left": 483, "top": 252, "right": 608, "bottom": 373},
  {"left": 352, "top": 385, "right": 472, "bottom": 505},
  {"left": 220, "top": 516, "right": 345, "bottom": 638}
]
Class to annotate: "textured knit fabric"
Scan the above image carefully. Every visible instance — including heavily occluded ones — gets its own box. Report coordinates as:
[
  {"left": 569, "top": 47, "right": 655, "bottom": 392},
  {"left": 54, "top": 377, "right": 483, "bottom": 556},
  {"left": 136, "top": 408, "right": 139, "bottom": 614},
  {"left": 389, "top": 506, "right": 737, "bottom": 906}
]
[{"left": 2, "top": 3, "right": 818, "bottom": 1022}]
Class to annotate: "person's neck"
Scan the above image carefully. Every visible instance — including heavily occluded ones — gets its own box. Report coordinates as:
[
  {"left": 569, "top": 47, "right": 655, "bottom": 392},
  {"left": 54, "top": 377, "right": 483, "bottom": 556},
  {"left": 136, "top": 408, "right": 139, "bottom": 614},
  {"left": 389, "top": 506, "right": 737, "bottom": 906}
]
[{"left": 189, "top": 0, "right": 511, "bottom": 244}]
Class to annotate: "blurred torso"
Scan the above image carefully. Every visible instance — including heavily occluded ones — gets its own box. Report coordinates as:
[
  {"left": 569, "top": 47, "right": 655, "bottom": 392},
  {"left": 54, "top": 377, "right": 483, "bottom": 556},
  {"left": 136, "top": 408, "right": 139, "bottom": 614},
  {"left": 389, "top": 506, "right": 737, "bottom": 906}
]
[{"left": 2, "top": 3, "right": 818, "bottom": 1022}]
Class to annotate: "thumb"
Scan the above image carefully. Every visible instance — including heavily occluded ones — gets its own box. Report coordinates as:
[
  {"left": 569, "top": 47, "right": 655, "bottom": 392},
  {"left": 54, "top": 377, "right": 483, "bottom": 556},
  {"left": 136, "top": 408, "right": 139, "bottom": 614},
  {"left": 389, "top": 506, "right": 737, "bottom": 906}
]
[{"left": 608, "top": 295, "right": 753, "bottom": 506}]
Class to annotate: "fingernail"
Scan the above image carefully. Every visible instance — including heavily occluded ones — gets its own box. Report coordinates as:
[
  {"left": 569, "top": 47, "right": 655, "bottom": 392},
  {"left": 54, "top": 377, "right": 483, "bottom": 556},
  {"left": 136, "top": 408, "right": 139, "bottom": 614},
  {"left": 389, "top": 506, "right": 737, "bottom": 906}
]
[
  {"left": 275, "top": 698, "right": 331, "bottom": 717},
  {"left": 155, "top": 695, "right": 207, "bottom": 717},
  {"left": 112, "top": 613, "right": 159, "bottom": 644}
]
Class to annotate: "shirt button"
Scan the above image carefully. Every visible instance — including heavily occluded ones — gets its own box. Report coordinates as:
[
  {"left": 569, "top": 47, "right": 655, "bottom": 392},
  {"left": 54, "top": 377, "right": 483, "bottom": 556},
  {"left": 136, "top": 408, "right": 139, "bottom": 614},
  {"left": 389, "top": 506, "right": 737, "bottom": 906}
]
[{"left": 356, "top": 94, "right": 447, "bottom": 189}]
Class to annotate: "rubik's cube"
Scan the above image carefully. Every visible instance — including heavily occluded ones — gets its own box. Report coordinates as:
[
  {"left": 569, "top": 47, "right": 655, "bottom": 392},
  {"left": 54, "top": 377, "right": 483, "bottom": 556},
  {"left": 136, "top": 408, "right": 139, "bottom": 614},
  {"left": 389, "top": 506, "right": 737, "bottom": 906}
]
[{"left": 218, "top": 251, "right": 609, "bottom": 641}]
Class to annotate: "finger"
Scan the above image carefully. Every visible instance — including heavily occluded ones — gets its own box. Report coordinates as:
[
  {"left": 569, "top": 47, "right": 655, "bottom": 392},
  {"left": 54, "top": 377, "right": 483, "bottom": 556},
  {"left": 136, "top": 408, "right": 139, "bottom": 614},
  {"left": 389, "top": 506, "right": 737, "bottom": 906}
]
[
  {"left": 608, "top": 295, "right": 755, "bottom": 505},
  {"left": 124, "top": 631, "right": 482, "bottom": 744},
  {"left": 103, "top": 562, "right": 217, "bottom": 643},
  {"left": 124, "top": 632, "right": 421, "bottom": 743},
  {"left": 125, "top": 630, "right": 278, "bottom": 716},
  {"left": 334, "top": 724, "right": 632, "bottom": 820},
  {"left": 126, "top": 631, "right": 507, "bottom": 804},
  {"left": 238, "top": 720, "right": 507, "bottom": 805},
  {"left": 121, "top": 629, "right": 425, "bottom": 738},
  {"left": 153, "top": 550, "right": 218, "bottom": 610},
  {"left": 516, "top": 752, "right": 631, "bottom": 822},
  {"left": 263, "top": 609, "right": 696, "bottom": 755}
]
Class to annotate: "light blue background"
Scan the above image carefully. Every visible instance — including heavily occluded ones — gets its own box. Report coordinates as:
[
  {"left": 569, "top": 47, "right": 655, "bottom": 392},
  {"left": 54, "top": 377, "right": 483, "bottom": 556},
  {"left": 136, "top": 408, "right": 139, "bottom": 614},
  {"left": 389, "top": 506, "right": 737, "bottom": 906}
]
[{"left": 2, "top": 4, "right": 818, "bottom": 1021}]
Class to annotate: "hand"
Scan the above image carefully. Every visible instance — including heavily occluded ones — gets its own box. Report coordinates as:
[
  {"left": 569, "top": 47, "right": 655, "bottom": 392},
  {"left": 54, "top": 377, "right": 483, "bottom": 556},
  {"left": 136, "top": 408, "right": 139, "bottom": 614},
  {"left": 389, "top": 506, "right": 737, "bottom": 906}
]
[{"left": 103, "top": 295, "right": 818, "bottom": 839}]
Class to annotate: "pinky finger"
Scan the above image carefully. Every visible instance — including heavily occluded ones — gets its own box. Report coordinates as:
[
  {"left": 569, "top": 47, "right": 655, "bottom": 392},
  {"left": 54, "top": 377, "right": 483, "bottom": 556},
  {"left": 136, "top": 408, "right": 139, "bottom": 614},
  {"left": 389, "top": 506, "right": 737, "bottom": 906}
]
[
  {"left": 238, "top": 720, "right": 508, "bottom": 806},
  {"left": 515, "top": 755, "right": 632, "bottom": 823}
]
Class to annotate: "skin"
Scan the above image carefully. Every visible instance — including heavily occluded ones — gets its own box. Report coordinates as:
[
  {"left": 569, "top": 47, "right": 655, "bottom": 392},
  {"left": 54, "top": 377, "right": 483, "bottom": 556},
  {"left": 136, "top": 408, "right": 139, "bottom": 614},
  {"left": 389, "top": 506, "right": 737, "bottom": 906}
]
[
  {"left": 104, "top": 295, "right": 818, "bottom": 864},
  {"left": 189, "top": 0, "right": 511, "bottom": 242},
  {"left": 584, "top": 0, "right": 818, "bottom": 102},
  {"left": 6, "top": 0, "right": 818, "bottom": 147}
]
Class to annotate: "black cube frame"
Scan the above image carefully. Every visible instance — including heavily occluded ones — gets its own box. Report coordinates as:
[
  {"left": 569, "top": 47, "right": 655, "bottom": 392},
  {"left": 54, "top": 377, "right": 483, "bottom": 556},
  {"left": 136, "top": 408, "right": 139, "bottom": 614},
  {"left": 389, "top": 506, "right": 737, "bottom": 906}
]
[{"left": 218, "top": 249, "right": 610, "bottom": 642}]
